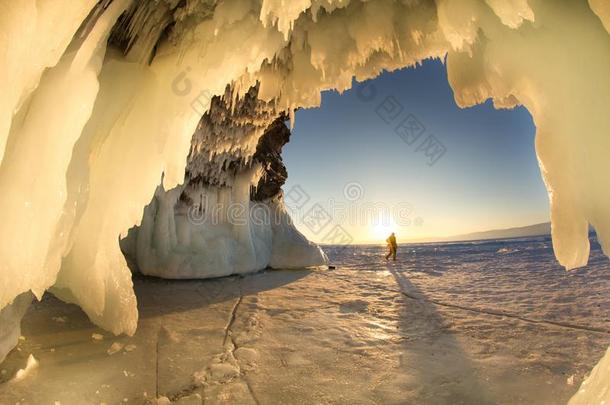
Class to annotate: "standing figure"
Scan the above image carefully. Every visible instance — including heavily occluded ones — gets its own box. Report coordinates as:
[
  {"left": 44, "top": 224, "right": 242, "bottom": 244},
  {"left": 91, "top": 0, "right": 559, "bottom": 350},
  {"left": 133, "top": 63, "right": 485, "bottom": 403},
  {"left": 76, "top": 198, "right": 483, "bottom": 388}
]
[{"left": 385, "top": 232, "right": 397, "bottom": 261}]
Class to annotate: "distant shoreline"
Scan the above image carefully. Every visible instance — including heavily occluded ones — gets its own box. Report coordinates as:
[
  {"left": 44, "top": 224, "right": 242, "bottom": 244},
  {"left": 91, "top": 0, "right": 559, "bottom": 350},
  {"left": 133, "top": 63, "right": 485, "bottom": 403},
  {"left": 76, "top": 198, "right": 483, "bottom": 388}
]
[
  {"left": 320, "top": 226, "right": 600, "bottom": 247},
  {"left": 319, "top": 234, "right": 551, "bottom": 247}
]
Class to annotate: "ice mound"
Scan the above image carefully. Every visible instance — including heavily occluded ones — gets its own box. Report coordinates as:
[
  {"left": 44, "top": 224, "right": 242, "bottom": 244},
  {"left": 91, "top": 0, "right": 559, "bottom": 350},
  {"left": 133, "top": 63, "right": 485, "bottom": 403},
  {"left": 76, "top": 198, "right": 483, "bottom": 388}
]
[
  {"left": 121, "top": 180, "right": 327, "bottom": 279},
  {"left": 1, "top": 0, "right": 610, "bottom": 400},
  {"left": 120, "top": 85, "right": 327, "bottom": 278}
]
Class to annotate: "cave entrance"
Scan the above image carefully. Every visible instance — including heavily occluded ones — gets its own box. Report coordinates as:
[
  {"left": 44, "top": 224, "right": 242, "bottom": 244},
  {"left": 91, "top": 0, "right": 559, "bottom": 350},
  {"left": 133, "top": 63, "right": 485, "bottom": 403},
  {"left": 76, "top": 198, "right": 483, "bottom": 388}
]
[
  {"left": 276, "top": 59, "right": 610, "bottom": 403},
  {"left": 283, "top": 58, "right": 548, "bottom": 247}
]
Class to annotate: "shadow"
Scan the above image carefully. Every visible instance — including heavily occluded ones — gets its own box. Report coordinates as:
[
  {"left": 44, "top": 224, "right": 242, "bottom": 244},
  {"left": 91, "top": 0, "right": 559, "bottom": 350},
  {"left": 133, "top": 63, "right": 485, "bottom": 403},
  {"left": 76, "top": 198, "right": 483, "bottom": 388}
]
[
  {"left": 406, "top": 268, "right": 445, "bottom": 277},
  {"left": 13, "top": 268, "right": 312, "bottom": 335},
  {"left": 388, "top": 265, "right": 497, "bottom": 404},
  {"left": 325, "top": 243, "right": 495, "bottom": 402},
  {"left": 134, "top": 268, "right": 313, "bottom": 319}
]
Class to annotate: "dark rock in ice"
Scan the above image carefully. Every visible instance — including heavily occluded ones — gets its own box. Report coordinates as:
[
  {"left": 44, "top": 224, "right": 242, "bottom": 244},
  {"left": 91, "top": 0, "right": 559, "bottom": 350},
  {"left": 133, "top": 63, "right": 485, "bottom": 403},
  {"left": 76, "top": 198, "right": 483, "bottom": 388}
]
[{"left": 250, "top": 115, "right": 290, "bottom": 201}]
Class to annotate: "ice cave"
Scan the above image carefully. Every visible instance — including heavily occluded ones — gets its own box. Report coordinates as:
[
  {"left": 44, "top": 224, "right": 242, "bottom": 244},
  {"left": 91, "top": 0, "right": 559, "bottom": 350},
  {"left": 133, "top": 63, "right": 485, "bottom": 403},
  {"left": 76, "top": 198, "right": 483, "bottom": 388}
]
[{"left": 1, "top": 0, "right": 610, "bottom": 403}]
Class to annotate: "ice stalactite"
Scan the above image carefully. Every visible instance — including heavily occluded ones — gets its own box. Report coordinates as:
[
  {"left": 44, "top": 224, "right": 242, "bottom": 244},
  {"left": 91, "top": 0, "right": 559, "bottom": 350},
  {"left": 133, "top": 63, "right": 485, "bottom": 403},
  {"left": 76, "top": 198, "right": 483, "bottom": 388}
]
[
  {"left": 0, "top": 0, "right": 610, "bottom": 401},
  {"left": 441, "top": 0, "right": 610, "bottom": 271}
]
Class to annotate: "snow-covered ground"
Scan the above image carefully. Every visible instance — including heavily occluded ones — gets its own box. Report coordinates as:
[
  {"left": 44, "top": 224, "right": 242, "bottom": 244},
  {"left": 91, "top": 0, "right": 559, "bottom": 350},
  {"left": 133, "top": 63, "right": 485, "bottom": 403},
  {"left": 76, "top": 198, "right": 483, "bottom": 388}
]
[{"left": 1, "top": 236, "right": 609, "bottom": 404}]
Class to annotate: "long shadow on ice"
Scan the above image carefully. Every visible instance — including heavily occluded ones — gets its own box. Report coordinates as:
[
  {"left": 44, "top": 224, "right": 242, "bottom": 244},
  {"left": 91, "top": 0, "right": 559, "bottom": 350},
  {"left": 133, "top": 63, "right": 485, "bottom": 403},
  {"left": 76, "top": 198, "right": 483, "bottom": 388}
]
[
  {"left": 326, "top": 244, "right": 495, "bottom": 402},
  {"left": 388, "top": 265, "right": 496, "bottom": 404}
]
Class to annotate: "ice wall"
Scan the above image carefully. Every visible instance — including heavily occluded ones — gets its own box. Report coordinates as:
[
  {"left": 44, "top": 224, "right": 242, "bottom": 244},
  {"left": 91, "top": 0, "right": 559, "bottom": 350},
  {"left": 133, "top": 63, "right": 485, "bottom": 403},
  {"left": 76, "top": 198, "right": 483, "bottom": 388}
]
[
  {"left": 1, "top": 1, "right": 610, "bottom": 400},
  {"left": 0, "top": 0, "right": 132, "bottom": 327},
  {"left": 0, "top": 0, "right": 98, "bottom": 163}
]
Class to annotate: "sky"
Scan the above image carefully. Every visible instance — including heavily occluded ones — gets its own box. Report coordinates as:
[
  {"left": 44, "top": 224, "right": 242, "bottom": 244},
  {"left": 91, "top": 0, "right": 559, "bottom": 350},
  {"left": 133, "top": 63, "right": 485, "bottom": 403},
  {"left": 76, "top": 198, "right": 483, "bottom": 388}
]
[{"left": 282, "top": 58, "right": 549, "bottom": 244}]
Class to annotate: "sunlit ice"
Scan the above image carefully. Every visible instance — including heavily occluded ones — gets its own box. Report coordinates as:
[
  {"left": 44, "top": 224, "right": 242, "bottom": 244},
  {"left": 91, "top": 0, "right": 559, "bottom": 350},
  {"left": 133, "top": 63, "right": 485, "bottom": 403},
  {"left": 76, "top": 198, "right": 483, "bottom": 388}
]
[{"left": 1, "top": 1, "right": 610, "bottom": 403}]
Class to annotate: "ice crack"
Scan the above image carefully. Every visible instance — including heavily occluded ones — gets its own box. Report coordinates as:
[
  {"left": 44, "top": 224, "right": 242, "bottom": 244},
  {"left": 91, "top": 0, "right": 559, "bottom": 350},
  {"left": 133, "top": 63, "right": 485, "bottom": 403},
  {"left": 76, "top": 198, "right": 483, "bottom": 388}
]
[{"left": 223, "top": 294, "right": 260, "bottom": 405}]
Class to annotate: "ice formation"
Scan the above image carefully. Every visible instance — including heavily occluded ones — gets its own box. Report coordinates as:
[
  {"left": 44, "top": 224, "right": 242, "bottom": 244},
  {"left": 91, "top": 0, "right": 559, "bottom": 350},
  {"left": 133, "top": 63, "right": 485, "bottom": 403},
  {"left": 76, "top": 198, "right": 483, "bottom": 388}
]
[
  {"left": 12, "top": 354, "right": 38, "bottom": 382},
  {"left": 569, "top": 346, "right": 610, "bottom": 405},
  {"left": 119, "top": 85, "right": 327, "bottom": 278},
  {"left": 1, "top": 0, "right": 610, "bottom": 401},
  {"left": 0, "top": 293, "right": 31, "bottom": 363}
]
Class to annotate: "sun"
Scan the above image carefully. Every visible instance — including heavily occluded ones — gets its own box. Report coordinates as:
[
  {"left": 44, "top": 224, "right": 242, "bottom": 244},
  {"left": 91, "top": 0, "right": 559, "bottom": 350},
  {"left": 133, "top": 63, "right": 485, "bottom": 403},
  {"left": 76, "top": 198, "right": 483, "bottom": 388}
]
[{"left": 371, "top": 221, "right": 397, "bottom": 241}]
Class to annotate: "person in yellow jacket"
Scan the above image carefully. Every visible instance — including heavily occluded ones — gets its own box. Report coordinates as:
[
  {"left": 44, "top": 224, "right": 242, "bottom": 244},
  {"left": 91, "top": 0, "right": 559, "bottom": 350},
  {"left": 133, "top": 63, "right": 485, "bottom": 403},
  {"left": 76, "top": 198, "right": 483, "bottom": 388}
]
[{"left": 385, "top": 232, "right": 397, "bottom": 261}]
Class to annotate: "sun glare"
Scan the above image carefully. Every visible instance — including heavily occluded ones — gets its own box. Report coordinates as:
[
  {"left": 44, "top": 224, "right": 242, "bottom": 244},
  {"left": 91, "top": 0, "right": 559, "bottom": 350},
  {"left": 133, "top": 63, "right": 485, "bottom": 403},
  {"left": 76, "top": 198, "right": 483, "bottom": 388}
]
[{"left": 371, "top": 221, "right": 396, "bottom": 241}]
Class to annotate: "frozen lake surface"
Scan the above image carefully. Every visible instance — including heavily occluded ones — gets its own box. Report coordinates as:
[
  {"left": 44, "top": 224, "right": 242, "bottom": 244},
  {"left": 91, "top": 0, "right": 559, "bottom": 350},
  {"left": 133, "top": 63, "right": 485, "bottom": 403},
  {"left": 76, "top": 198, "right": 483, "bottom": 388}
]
[{"left": 1, "top": 236, "right": 609, "bottom": 404}]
